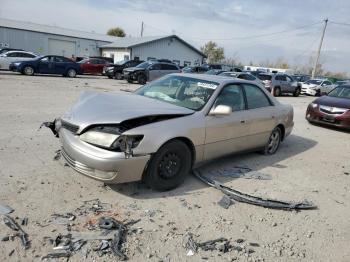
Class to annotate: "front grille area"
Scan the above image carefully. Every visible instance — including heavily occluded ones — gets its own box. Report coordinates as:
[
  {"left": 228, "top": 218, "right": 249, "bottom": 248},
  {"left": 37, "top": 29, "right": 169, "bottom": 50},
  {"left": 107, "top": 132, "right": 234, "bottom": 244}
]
[
  {"left": 319, "top": 105, "right": 347, "bottom": 115},
  {"left": 61, "top": 120, "right": 79, "bottom": 134}
]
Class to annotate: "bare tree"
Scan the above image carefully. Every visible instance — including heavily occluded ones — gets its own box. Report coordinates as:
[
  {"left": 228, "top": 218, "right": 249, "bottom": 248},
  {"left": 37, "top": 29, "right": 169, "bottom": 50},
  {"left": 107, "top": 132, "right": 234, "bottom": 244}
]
[{"left": 200, "top": 41, "right": 225, "bottom": 64}]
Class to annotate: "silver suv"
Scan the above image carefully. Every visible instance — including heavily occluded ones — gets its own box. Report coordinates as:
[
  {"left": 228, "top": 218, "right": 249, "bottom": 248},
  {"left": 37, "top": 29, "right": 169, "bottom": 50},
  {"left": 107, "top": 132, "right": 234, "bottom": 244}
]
[{"left": 258, "top": 73, "right": 301, "bottom": 97}]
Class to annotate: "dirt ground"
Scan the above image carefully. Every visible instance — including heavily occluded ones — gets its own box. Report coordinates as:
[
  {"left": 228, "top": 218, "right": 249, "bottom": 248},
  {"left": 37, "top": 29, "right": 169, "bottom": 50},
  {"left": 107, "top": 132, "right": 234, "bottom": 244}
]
[{"left": 0, "top": 71, "right": 349, "bottom": 262}]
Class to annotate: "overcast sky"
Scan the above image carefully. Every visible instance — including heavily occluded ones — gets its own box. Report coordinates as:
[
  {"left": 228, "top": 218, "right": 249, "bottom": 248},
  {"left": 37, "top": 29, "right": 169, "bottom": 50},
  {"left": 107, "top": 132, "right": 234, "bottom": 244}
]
[{"left": 1, "top": 0, "right": 349, "bottom": 73}]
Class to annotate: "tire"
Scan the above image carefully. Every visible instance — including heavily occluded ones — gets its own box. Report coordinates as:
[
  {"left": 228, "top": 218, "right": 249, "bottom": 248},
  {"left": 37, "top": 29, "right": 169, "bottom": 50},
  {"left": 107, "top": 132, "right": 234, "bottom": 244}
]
[
  {"left": 114, "top": 72, "right": 123, "bottom": 80},
  {"left": 293, "top": 88, "right": 301, "bottom": 97},
  {"left": 107, "top": 75, "right": 113, "bottom": 79},
  {"left": 315, "top": 89, "right": 321, "bottom": 96},
  {"left": 263, "top": 127, "right": 282, "bottom": 155},
  {"left": 144, "top": 140, "right": 192, "bottom": 191},
  {"left": 273, "top": 87, "right": 281, "bottom": 97},
  {"left": 67, "top": 69, "right": 77, "bottom": 78},
  {"left": 23, "top": 66, "right": 34, "bottom": 76},
  {"left": 137, "top": 74, "right": 147, "bottom": 85}
]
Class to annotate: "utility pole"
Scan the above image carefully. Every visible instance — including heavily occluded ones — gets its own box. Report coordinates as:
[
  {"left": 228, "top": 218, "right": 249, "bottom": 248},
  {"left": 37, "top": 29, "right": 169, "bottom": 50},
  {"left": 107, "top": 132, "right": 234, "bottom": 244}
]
[
  {"left": 312, "top": 18, "right": 328, "bottom": 78},
  {"left": 140, "top": 21, "right": 144, "bottom": 37}
]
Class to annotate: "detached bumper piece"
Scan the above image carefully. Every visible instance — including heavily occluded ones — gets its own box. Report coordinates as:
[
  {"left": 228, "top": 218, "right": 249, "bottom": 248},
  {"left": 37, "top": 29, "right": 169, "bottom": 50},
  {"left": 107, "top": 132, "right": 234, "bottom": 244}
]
[{"left": 193, "top": 170, "right": 317, "bottom": 210}]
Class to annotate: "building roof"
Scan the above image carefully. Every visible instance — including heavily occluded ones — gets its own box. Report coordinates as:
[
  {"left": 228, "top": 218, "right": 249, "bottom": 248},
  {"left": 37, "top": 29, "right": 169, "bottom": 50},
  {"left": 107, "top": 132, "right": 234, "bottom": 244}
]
[
  {"left": 100, "top": 35, "right": 206, "bottom": 58},
  {"left": 0, "top": 18, "right": 117, "bottom": 42}
]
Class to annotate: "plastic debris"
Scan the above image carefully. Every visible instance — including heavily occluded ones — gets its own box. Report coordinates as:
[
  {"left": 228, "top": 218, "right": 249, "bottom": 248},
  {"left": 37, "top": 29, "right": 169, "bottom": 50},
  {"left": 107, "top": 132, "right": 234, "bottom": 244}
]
[
  {"left": 217, "top": 195, "right": 233, "bottom": 209},
  {"left": 0, "top": 203, "right": 14, "bottom": 215},
  {"left": 3, "top": 215, "right": 30, "bottom": 249},
  {"left": 193, "top": 169, "right": 317, "bottom": 210}
]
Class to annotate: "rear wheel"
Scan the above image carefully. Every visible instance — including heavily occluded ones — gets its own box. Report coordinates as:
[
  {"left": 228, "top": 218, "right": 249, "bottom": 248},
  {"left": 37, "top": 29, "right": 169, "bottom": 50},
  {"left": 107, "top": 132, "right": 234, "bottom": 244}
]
[
  {"left": 137, "top": 74, "right": 147, "bottom": 85},
  {"left": 293, "top": 88, "right": 301, "bottom": 97},
  {"left": 23, "top": 66, "right": 34, "bottom": 76},
  {"left": 144, "top": 140, "right": 192, "bottom": 191},
  {"left": 315, "top": 89, "right": 321, "bottom": 96},
  {"left": 67, "top": 69, "right": 77, "bottom": 78},
  {"left": 107, "top": 75, "right": 113, "bottom": 79},
  {"left": 263, "top": 127, "right": 282, "bottom": 155},
  {"left": 273, "top": 87, "right": 281, "bottom": 97},
  {"left": 114, "top": 72, "right": 123, "bottom": 80}
]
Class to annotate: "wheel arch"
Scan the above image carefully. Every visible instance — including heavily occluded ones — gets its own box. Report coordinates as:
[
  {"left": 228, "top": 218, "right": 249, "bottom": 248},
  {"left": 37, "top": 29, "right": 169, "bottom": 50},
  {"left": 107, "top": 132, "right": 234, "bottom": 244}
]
[{"left": 276, "top": 123, "right": 285, "bottom": 141}]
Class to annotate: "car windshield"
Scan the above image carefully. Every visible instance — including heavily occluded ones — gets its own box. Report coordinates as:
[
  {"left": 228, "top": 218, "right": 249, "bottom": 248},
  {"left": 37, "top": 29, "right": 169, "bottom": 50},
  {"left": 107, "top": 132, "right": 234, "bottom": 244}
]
[
  {"left": 135, "top": 75, "right": 218, "bottom": 110},
  {"left": 258, "top": 74, "right": 272, "bottom": 81},
  {"left": 306, "top": 80, "right": 322, "bottom": 85},
  {"left": 182, "top": 67, "right": 194, "bottom": 73},
  {"left": 328, "top": 86, "right": 350, "bottom": 99},
  {"left": 115, "top": 60, "right": 127, "bottom": 65},
  {"left": 136, "top": 62, "right": 151, "bottom": 69},
  {"left": 78, "top": 59, "right": 89, "bottom": 64}
]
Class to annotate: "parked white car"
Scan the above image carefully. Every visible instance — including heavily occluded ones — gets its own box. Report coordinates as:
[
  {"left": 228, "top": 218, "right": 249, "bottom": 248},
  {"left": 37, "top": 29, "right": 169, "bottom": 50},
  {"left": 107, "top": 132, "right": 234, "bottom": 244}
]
[
  {"left": 219, "top": 71, "right": 265, "bottom": 88},
  {"left": 0, "top": 51, "right": 37, "bottom": 70},
  {"left": 301, "top": 79, "right": 335, "bottom": 96}
]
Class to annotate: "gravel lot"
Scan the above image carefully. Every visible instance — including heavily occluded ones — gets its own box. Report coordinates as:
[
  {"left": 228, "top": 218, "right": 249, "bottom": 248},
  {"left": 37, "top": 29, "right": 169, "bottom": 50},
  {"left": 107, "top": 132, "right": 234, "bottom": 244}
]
[{"left": 0, "top": 71, "right": 349, "bottom": 262}]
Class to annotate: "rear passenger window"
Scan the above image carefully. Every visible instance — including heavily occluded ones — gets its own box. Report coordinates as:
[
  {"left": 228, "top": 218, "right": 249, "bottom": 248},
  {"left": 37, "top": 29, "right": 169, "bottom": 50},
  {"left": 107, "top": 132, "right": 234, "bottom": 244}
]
[
  {"left": 243, "top": 84, "right": 271, "bottom": 109},
  {"left": 245, "top": 74, "right": 256, "bottom": 80},
  {"left": 161, "top": 64, "right": 178, "bottom": 70}
]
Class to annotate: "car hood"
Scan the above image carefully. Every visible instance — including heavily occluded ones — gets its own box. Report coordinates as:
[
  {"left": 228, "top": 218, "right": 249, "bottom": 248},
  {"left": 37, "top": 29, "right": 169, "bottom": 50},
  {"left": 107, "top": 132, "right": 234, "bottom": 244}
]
[
  {"left": 123, "top": 67, "right": 144, "bottom": 72},
  {"left": 62, "top": 91, "right": 194, "bottom": 131},
  {"left": 314, "top": 95, "right": 350, "bottom": 109},
  {"left": 302, "top": 83, "right": 317, "bottom": 87}
]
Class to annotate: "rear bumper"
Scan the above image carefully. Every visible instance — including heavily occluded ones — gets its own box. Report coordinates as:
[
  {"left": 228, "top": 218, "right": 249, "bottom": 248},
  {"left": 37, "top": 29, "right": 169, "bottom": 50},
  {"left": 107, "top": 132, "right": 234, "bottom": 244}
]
[{"left": 59, "top": 128, "right": 150, "bottom": 184}]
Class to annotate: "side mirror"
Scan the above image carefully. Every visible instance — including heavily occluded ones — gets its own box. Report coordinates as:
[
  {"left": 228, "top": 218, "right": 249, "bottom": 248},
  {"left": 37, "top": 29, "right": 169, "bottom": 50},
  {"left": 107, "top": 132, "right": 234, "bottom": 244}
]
[{"left": 209, "top": 105, "right": 232, "bottom": 116}]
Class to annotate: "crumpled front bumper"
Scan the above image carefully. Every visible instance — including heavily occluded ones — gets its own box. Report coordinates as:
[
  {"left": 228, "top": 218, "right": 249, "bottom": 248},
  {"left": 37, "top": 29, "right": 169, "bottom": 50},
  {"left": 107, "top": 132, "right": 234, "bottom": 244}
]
[{"left": 58, "top": 128, "right": 150, "bottom": 184}]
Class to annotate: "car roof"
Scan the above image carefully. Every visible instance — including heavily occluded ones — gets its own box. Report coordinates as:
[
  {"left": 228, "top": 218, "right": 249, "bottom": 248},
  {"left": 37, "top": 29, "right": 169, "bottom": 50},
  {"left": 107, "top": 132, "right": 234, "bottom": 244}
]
[{"left": 4, "top": 50, "right": 34, "bottom": 54}]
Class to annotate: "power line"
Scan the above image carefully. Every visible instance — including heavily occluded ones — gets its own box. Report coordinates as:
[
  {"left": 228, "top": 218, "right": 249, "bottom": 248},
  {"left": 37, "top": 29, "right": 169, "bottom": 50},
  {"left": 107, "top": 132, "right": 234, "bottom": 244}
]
[
  {"left": 179, "top": 21, "right": 324, "bottom": 41},
  {"left": 329, "top": 21, "right": 350, "bottom": 27}
]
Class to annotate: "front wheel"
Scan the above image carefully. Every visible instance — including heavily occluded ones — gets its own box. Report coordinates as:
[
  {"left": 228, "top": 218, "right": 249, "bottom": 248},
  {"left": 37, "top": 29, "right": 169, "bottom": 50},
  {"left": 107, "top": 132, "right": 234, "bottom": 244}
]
[
  {"left": 263, "top": 127, "right": 282, "bottom": 155},
  {"left": 67, "top": 69, "right": 77, "bottom": 78},
  {"left": 114, "top": 72, "right": 123, "bottom": 80},
  {"left": 144, "top": 140, "right": 192, "bottom": 191},
  {"left": 293, "top": 88, "right": 301, "bottom": 97},
  {"left": 273, "top": 87, "right": 281, "bottom": 97},
  {"left": 23, "top": 66, "right": 34, "bottom": 76},
  {"left": 137, "top": 74, "right": 147, "bottom": 85}
]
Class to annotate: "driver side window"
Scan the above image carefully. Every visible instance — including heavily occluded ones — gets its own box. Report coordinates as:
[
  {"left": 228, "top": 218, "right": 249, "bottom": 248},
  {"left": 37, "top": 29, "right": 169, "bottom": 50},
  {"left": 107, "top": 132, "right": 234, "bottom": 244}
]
[{"left": 214, "top": 84, "right": 245, "bottom": 112}]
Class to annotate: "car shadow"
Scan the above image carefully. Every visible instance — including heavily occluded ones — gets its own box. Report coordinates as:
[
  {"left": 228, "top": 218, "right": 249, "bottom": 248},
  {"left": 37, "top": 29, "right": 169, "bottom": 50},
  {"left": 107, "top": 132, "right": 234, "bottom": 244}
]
[
  {"left": 308, "top": 121, "right": 350, "bottom": 134},
  {"left": 109, "top": 134, "right": 317, "bottom": 199}
]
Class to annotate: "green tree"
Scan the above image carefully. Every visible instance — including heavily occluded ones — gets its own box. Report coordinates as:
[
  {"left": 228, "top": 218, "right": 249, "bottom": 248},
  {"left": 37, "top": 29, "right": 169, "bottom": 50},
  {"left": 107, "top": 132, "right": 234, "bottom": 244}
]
[
  {"left": 107, "top": 27, "right": 126, "bottom": 37},
  {"left": 200, "top": 41, "right": 225, "bottom": 64}
]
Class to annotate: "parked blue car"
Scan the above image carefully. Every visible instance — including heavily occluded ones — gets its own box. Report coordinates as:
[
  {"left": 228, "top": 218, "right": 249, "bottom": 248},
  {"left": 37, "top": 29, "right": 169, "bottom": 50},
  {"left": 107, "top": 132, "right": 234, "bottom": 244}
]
[{"left": 9, "top": 55, "right": 83, "bottom": 77}]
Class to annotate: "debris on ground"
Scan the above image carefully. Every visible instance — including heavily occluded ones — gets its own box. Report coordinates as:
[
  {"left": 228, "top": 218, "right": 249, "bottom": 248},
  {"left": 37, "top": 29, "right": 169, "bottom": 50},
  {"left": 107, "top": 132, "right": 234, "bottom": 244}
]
[
  {"left": 42, "top": 251, "right": 72, "bottom": 260},
  {"left": 208, "top": 166, "right": 272, "bottom": 180},
  {"left": 193, "top": 170, "right": 317, "bottom": 210},
  {"left": 0, "top": 203, "right": 14, "bottom": 215},
  {"left": 3, "top": 215, "right": 30, "bottom": 249},
  {"left": 217, "top": 195, "right": 233, "bottom": 209},
  {"left": 53, "top": 149, "right": 61, "bottom": 161},
  {"left": 183, "top": 233, "right": 254, "bottom": 256},
  {"left": 51, "top": 213, "right": 76, "bottom": 225}
]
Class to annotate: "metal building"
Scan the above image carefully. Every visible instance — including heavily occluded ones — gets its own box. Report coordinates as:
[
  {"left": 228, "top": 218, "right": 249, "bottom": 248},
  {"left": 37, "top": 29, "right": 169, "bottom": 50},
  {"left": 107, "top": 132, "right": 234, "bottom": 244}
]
[
  {"left": 0, "top": 18, "right": 116, "bottom": 57},
  {"left": 0, "top": 18, "right": 206, "bottom": 65},
  {"left": 100, "top": 35, "right": 206, "bottom": 66}
]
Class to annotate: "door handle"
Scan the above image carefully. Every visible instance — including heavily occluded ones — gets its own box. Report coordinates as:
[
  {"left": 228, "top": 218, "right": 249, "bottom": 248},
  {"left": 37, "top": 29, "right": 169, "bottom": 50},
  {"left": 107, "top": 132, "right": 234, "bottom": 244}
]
[{"left": 240, "top": 120, "right": 245, "bottom": 124}]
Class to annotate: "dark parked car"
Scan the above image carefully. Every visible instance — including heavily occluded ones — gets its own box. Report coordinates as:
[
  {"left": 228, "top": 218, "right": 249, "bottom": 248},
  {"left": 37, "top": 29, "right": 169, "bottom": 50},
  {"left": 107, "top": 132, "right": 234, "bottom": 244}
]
[
  {"left": 182, "top": 65, "right": 208, "bottom": 74},
  {"left": 306, "top": 85, "right": 350, "bottom": 130},
  {"left": 123, "top": 61, "right": 180, "bottom": 84},
  {"left": 9, "top": 55, "right": 83, "bottom": 77},
  {"left": 79, "top": 58, "right": 112, "bottom": 75},
  {"left": 104, "top": 59, "right": 144, "bottom": 79}
]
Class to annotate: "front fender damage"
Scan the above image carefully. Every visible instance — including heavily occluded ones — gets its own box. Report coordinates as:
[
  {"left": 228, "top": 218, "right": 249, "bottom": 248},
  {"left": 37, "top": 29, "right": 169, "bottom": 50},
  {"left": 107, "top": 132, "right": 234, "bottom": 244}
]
[{"left": 39, "top": 119, "right": 58, "bottom": 137}]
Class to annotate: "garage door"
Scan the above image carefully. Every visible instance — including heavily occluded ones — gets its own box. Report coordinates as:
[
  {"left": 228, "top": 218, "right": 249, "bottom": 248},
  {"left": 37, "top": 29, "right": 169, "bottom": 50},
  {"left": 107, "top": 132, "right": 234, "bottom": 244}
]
[{"left": 48, "top": 39, "right": 76, "bottom": 57}]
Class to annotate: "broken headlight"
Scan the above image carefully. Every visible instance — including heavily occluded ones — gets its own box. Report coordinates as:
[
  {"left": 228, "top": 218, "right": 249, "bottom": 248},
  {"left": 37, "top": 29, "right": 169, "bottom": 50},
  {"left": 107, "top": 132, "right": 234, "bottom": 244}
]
[{"left": 80, "top": 126, "right": 143, "bottom": 152}]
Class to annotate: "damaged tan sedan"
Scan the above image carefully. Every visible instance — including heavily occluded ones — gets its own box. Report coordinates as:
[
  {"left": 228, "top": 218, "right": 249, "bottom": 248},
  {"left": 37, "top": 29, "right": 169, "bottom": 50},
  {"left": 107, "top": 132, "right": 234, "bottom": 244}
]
[{"left": 50, "top": 74, "right": 294, "bottom": 190}]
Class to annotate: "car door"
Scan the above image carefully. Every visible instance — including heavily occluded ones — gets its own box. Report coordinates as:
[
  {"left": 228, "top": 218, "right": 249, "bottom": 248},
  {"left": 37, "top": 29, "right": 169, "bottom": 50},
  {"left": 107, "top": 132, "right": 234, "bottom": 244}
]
[
  {"left": 285, "top": 75, "right": 296, "bottom": 92},
  {"left": 241, "top": 83, "right": 277, "bottom": 149},
  {"left": 204, "top": 84, "right": 250, "bottom": 160},
  {"left": 38, "top": 56, "right": 55, "bottom": 74},
  {"left": 148, "top": 63, "right": 162, "bottom": 81},
  {"left": 321, "top": 81, "right": 334, "bottom": 94},
  {"left": 278, "top": 75, "right": 288, "bottom": 92},
  {"left": 54, "top": 56, "right": 68, "bottom": 74}
]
